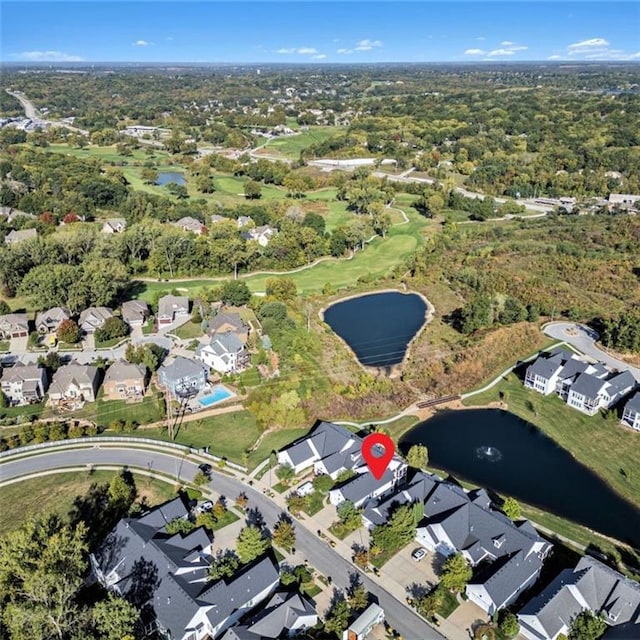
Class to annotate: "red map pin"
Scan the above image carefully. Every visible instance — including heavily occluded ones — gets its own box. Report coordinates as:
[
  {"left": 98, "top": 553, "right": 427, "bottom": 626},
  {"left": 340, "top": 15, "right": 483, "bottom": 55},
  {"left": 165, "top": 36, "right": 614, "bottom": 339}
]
[{"left": 361, "top": 432, "right": 395, "bottom": 480}]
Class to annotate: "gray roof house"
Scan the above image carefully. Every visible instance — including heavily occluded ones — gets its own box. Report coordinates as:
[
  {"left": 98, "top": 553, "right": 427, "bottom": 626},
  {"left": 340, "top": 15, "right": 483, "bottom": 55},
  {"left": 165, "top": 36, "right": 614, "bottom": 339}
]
[
  {"left": 518, "top": 555, "right": 640, "bottom": 640},
  {"left": 414, "top": 475, "right": 552, "bottom": 616},
  {"left": 622, "top": 392, "right": 640, "bottom": 431},
  {"left": 35, "top": 306, "right": 71, "bottom": 333},
  {"left": 158, "top": 295, "right": 190, "bottom": 326},
  {"left": 567, "top": 370, "right": 637, "bottom": 416},
  {"left": 524, "top": 351, "right": 569, "bottom": 395},
  {"left": 5, "top": 228, "right": 38, "bottom": 245},
  {"left": 101, "top": 218, "right": 127, "bottom": 234},
  {"left": 91, "top": 497, "right": 279, "bottom": 640},
  {"left": 220, "top": 591, "right": 317, "bottom": 639},
  {"left": 103, "top": 360, "right": 147, "bottom": 401},
  {"left": 210, "top": 214, "right": 226, "bottom": 224},
  {"left": 196, "top": 333, "right": 248, "bottom": 375},
  {"left": 172, "top": 216, "right": 206, "bottom": 235},
  {"left": 0, "top": 313, "right": 29, "bottom": 339},
  {"left": 157, "top": 356, "right": 207, "bottom": 399},
  {"left": 207, "top": 312, "right": 249, "bottom": 343},
  {"left": 121, "top": 300, "right": 150, "bottom": 326},
  {"left": 241, "top": 224, "right": 277, "bottom": 247},
  {"left": 48, "top": 363, "right": 100, "bottom": 403},
  {"left": 236, "top": 215, "right": 253, "bottom": 228},
  {"left": 0, "top": 363, "right": 48, "bottom": 404},
  {"left": 78, "top": 307, "right": 113, "bottom": 333}
]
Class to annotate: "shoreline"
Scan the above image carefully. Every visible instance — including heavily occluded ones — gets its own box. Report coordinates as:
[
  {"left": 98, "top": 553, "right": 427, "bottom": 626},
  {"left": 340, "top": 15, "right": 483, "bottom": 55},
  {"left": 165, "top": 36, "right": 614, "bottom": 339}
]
[{"left": 318, "top": 288, "right": 435, "bottom": 377}]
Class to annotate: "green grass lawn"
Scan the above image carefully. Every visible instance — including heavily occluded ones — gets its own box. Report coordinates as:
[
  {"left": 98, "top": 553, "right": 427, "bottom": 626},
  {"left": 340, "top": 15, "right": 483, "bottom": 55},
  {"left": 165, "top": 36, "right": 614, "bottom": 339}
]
[
  {"left": 174, "top": 321, "right": 204, "bottom": 340},
  {"left": 437, "top": 589, "right": 460, "bottom": 618},
  {"left": 464, "top": 373, "right": 640, "bottom": 510},
  {"left": 0, "top": 470, "right": 176, "bottom": 535},
  {"left": 211, "top": 509, "right": 239, "bottom": 531},
  {"left": 300, "top": 581, "right": 322, "bottom": 598},
  {"left": 262, "top": 126, "right": 346, "bottom": 159},
  {"left": 0, "top": 402, "right": 45, "bottom": 421},
  {"left": 247, "top": 427, "right": 309, "bottom": 470},
  {"left": 302, "top": 490, "right": 325, "bottom": 516},
  {"left": 0, "top": 341, "right": 9, "bottom": 352}
]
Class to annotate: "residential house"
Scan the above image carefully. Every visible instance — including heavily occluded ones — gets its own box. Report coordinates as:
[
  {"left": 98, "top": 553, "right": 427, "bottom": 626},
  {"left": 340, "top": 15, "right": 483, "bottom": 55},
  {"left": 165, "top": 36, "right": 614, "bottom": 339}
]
[
  {"left": 172, "top": 216, "right": 206, "bottom": 235},
  {"left": 4, "top": 228, "right": 37, "bottom": 246},
  {"left": 48, "top": 364, "right": 100, "bottom": 403},
  {"left": 609, "top": 193, "right": 640, "bottom": 206},
  {"left": 35, "top": 307, "right": 71, "bottom": 334},
  {"left": 0, "top": 206, "right": 34, "bottom": 223},
  {"left": 0, "top": 313, "right": 29, "bottom": 338},
  {"left": 92, "top": 497, "right": 279, "bottom": 640},
  {"left": 518, "top": 555, "right": 640, "bottom": 640},
  {"left": 195, "top": 333, "right": 248, "bottom": 375},
  {"left": 210, "top": 214, "right": 226, "bottom": 224},
  {"left": 102, "top": 360, "right": 147, "bottom": 401},
  {"left": 220, "top": 591, "right": 317, "bottom": 639},
  {"left": 621, "top": 392, "right": 640, "bottom": 431},
  {"left": 241, "top": 224, "right": 277, "bottom": 247},
  {"left": 101, "top": 218, "right": 127, "bottom": 234},
  {"left": 158, "top": 295, "right": 190, "bottom": 327},
  {"left": 279, "top": 421, "right": 407, "bottom": 505},
  {"left": 79, "top": 307, "right": 114, "bottom": 333},
  {"left": 157, "top": 356, "right": 207, "bottom": 399},
  {"left": 207, "top": 312, "right": 249, "bottom": 344},
  {"left": 121, "top": 300, "right": 150, "bottom": 327},
  {"left": 524, "top": 349, "right": 574, "bottom": 395},
  {"left": 0, "top": 363, "right": 48, "bottom": 404},
  {"left": 342, "top": 604, "right": 385, "bottom": 640},
  {"left": 566, "top": 370, "right": 637, "bottom": 416},
  {"left": 412, "top": 475, "right": 552, "bottom": 616},
  {"left": 236, "top": 216, "right": 253, "bottom": 228}
]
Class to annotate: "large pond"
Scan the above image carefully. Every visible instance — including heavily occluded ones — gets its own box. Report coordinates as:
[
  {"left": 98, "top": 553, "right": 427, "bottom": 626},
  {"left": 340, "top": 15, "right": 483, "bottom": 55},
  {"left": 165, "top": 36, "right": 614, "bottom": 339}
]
[
  {"left": 400, "top": 408, "right": 640, "bottom": 549},
  {"left": 323, "top": 291, "right": 427, "bottom": 368},
  {"left": 156, "top": 171, "right": 186, "bottom": 186}
]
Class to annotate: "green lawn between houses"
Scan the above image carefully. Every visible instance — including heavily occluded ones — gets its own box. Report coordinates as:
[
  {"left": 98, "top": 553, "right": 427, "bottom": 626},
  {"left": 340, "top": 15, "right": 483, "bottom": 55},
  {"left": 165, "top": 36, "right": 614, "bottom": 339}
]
[
  {"left": 0, "top": 470, "right": 176, "bottom": 536},
  {"left": 463, "top": 373, "right": 640, "bottom": 511}
]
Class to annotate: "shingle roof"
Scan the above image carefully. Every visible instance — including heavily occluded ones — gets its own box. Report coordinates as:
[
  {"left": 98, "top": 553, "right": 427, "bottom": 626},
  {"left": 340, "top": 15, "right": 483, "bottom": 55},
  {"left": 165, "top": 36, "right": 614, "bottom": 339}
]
[
  {"left": 606, "top": 370, "right": 637, "bottom": 398},
  {"left": 78, "top": 307, "right": 113, "bottom": 326},
  {"left": 527, "top": 353, "right": 565, "bottom": 379},
  {"left": 35, "top": 306, "right": 71, "bottom": 328},
  {"left": 158, "top": 295, "right": 188, "bottom": 318},
  {"left": 5, "top": 228, "right": 37, "bottom": 243},
  {"left": 244, "top": 590, "right": 316, "bottom": 638},
  {"left": 1, "top": 362, "right": 45, "bottom": 384},
  {"left": 208, "top": 312, "right": 245, "bottom": 334},
  {"left": 49, "top": 364, "right": 98, "bottom": 395},
  {"left": 625, "top": 392, "right": 640, "bottom": 414},
  {"left": 121, "top": 300, "right": 149, "bottom": 322},
  {"left": 570, "top": 372, "right": 607, "bottom": 399},
  {"left": 104, "top": 360, "right": 146, "bottom": 384},
  {"left": 158, "top": 356, "right": 205, "bottom": 382},
  {"left": 338, "top": 468, "right": 394, "bottom": 505}
]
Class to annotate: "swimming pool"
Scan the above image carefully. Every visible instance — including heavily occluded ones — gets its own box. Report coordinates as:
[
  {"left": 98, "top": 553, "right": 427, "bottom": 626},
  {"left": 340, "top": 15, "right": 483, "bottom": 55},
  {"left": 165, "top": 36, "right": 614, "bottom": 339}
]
[{"left": 199, "top": 385, "right": 235, "bottom": 407}]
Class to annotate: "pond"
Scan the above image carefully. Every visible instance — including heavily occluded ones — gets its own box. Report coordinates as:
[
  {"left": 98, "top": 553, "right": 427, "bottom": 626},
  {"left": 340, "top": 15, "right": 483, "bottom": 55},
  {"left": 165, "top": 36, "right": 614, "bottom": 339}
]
[
  {"left": 156, "top": 171, "right": 186, "bottom": 186},
  {"left": 322, "top": 291, "right": 427, "bottom": 368},
  {"left": 400, "top": 408, "right": 640, "bottom": 549}
]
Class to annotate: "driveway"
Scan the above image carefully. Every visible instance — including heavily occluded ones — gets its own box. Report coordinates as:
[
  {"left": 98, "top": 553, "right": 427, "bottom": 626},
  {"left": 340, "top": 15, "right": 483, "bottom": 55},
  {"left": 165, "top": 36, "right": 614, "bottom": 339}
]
[
  {"left": 383, "top": 544, "right": 441, "bottom": 595},
  {"left": 9, "top": 336, "right": 28, "bottom": 354},
  {"left": 543, "top": 322, "right": 640, "bottom": 379}
]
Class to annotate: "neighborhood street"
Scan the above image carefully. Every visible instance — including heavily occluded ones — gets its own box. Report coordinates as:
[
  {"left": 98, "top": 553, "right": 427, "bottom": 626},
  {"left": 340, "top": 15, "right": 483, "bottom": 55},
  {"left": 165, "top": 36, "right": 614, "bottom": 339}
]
[
  {"left": 0, "top": 446, "right": 445, "bottom": 640},
  {"left": 543, "top": 321, "right": 640, "bottom": 379}
]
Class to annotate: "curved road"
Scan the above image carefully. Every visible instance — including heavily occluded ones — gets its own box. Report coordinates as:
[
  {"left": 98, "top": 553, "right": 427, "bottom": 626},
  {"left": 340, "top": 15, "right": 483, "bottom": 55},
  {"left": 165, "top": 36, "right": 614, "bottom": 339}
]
[
  {"left": 0, "top": 447, "right": 443, "bottom": 640},
  {"left": 543, "top": 322, "right": 640, "bottom": 379}
]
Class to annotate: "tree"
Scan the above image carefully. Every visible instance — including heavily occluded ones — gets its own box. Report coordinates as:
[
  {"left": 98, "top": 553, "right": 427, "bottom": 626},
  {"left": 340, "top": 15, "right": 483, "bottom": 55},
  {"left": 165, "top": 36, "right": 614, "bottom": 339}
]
[
  {"left": 500, "top": 297, "right": 528, "bottom": 324},
  {"left": 165, "top": 517, "right": 195, "bottom": 535},
  {"left": 0, "top": 300, "right": 10, "bottom": 314},
  {"left": 337, "top": 500, "right": 362, "bottom": 530},
  {"left": 193, "top": 470, "right": 209, "bottom": 487},
  {"left": 94, "top": 316, "right": 129, "bottom": 343},
  {"left": 324, "top": 599, "right": 350, "bottom": 637},
  {"left": 347, "top": 581, "right": 369, "bottom": 612},
  {"left": 272, "top": 519, "right": 296, "bottom": 551},
  {"left": 371, "top": 504, "right": 415, "bottom": 553},
  {"left": 235, "top": 492, "right": 248, "bottom": 511},
  {"left": 458, "top": 294, "right": 493, "bottom": 334},
  {"left": 244, "top": 180, "right": 262, "bottom": 200},
  {"left": 406, "top": 444, "right": 429, "bottom": 469},
  {"left": 265, "top": 277, "right": 297, "bottom": 302},
  {"left": 275, "top": 464, "right": 295, "bottom": 486},
  {"left": 38, "top": 350, "right": 63, "bottom": 373},
  {"left": 195, "top": 511, "right": 216, "bottom": 531},
  {"left": 440, "top": 553, "right": 472, "bottom": 593},
  {"left": 208, "top": 549, "right": 240, "bottom": 580},
  {"left": 416, "top": 584, "right": 445, "bottom": 617},
  {"left": 236, "top": 525, "right": 270, "bottom": 563},
  {"left": 92, "top": 594, "right": 140, "bottom": 640},
  {"left": 502, "top": 497, "right": 522, "bottom": 520},
  {"left": 0, "top": 514, "right": 88, "bottom": 640},
  {"left": 57, "top": 318, "right": 81, "bottom": 344},
  {"left": 497, "top": 611, "right": 520, "bottom": 638},
  {"left": 107, "top": 470, "right": 137, "bottom": 514},
  {"left": 219, "top": 280, "right": 251, "bottom": 306},
  {"left": 568, "top": 611, "right": 607, "bottom": 640}
]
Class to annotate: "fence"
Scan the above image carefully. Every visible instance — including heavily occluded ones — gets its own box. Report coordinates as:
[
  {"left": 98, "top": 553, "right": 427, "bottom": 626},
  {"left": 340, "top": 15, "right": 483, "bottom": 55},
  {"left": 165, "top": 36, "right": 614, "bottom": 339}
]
[{"left": 0, "top": 436, "right": 248, "bottom": 473}]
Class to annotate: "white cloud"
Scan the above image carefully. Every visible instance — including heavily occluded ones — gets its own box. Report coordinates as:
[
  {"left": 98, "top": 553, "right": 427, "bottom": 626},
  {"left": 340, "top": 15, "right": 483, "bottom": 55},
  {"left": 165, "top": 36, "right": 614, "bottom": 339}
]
[
  {"left": 354, "top": 38, "right": 383, "bottom": 51},
  {"left": 337, "top": 48, "right": 353, "bottom": 54},
  {"left": 312, "top": 54, "right": 327, "bottom": 60},
  {"left": 568, "top": 37, "right": 609, "bottom": 50},
  {"left": 464, "top": 48, "right": 485, "bottom": 55},
  {"left": 500, "top": 41, "right": 515, "bottom": 46},
  {"left": 12, "top": 50, "right": 84, "bottom": 62},
  {"left": 133, "top": 40, "right": 152, "bottom": 46},
  {"left": 277, "top": 47, "right": 318, "bottom": 55},
  {"left": 547, "top": 55, "right": 562, "bottom": 60},
  {"left": 277, "top": 48, "right": 295, "bottom": 54},
  {"left": 297, "top": 47, "right": 318, "bottom": 55},
  {"left": 487, "top": 48, "right": 516, "bottom": 57},
  {"left": 476, "top": 36, "right": 486, "bottom": 41},
  {"left": 507, "top": 45, "right": 528, "bottom": 51}
]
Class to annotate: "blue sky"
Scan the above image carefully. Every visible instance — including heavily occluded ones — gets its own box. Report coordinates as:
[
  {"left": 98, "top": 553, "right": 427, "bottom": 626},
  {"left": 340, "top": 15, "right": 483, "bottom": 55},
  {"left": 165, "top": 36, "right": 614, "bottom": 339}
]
[{"left": 2, "top": 1, "right": 639, "bottom": 63}]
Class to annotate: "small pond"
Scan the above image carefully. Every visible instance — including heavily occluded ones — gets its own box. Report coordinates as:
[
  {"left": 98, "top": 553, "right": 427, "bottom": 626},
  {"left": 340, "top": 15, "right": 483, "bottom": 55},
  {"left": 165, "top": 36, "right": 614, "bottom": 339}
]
[
  {"left": 157, "top": 171, "right": 186, "bottom": 186},
  {"left": 323, "top": 291, "right": 427, "bottom": 368},
  {"left": 400, "top": 408, "right": 640, "bottom": 549}
]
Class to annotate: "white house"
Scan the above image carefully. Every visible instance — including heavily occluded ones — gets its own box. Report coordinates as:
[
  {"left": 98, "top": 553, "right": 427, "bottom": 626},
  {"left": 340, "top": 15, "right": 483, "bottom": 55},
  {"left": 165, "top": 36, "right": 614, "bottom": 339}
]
[
  {"left": 621, "top": 392, "right": 640, "bottom": 431},
  {"left": 78, "top": 307, "right": 113, "bottom": 333},
  {"left": 567, "top": 370, "right": 637, "bottom": 416},
  {"left": 342, "top": 604, "right": 385, "bottom": 640},
  {"left": 195, "top": 333, "right": 247, "bottom": 374},
  {"left": 101, "top": 218, "right": 127, "bottom": 234},
  {"left": 241, "top": 224, "right": 277, "bottom": 247},
  {"left": 48, "top": 364, "right": 100, "bottom": 403},
  {"left": 0, "top": 363, "right": 48, "bottom": 404}
]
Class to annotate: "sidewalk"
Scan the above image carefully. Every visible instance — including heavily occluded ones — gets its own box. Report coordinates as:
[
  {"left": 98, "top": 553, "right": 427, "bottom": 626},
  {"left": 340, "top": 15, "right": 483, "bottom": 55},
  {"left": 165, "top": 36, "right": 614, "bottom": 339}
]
[{"left": 251, "top": 475, "right": 471, "bottom": 640}]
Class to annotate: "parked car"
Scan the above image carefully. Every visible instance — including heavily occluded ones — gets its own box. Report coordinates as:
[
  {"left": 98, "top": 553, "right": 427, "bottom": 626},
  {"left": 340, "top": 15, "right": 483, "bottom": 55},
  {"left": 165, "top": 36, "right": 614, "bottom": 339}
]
[
  {"left": 411, "top": 547, "right": 427, "bottom": 562},
  {"left": 196, "top": 500, "right": 213, "bottom": 514},
  {"left": 198, "top": 463, "right": 212, "bottom": 477}
]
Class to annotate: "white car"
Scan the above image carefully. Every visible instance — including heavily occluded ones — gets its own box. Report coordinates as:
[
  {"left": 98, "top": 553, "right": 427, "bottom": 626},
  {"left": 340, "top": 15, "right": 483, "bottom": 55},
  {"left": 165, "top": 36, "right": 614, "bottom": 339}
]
[
  {"left": 412, "top": 548, "right": 427, "bottom": 562},
  {"left": 196, "top": 500, "right": 213, "bottom": 514}
]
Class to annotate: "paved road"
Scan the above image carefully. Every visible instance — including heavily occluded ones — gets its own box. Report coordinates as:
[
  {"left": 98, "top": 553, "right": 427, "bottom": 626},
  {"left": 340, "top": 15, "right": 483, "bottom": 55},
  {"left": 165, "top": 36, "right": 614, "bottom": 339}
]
[
  {"left": 0, "top": 447, "right": 443, "bottom": 639},
  {"left": 543, "top": 322, "right": 640, "bottom": 379}
]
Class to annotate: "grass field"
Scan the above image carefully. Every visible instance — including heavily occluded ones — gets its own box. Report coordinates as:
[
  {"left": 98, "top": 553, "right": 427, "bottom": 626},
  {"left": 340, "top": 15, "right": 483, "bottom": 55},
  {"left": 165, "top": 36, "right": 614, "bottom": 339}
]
[
  {"left": 0, "top": 470, "right": 176, "bottom": 535},
  {"left": 261, "top": 126, "right": 346, "bottom": 159},
  {"left": 464, "top": 373, "right": 640, "bottom": 510}
]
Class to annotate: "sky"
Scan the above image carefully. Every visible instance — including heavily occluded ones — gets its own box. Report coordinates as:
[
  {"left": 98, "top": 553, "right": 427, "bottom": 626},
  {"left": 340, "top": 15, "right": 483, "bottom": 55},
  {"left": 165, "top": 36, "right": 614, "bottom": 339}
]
[{"left": 1, "top": 1, "right": 639, "bottom": 64}]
